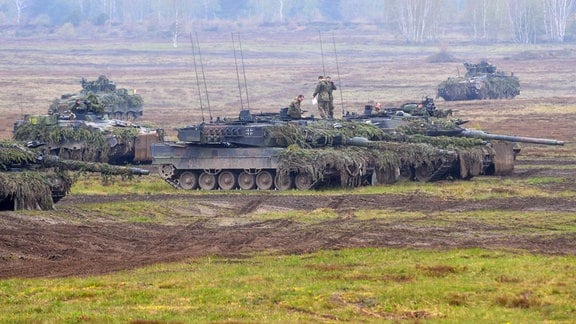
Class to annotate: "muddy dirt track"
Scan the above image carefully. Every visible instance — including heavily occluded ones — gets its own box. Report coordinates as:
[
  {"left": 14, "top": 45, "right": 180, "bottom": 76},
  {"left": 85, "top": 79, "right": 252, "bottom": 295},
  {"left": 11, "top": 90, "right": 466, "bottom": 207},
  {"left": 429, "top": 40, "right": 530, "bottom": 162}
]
[{"left": 2, "top": 169, "right": 576, "bottom": 280}]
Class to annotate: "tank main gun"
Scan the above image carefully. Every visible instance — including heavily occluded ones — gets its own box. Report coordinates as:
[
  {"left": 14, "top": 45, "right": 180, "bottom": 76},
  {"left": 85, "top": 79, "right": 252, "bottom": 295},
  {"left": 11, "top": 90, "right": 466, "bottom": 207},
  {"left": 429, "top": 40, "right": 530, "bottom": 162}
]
[
  {"left": 39, "top": 155, "right": 150, "bottom": 176},
  {"left": 390, "top": 116, "right": 565, "bottom": 146},
  {"left": 458, "top": 129, "right": 565, "bottom": 146}
]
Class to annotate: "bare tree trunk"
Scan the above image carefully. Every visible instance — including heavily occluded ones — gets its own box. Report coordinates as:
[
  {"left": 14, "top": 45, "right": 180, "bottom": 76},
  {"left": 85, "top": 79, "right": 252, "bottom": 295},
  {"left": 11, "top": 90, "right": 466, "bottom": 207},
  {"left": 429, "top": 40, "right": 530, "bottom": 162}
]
[
  {"left": 394, "top": 0, "right": 437, "bottom": 43},
  {"left": 77, "top": 0, "right": 84, "bottom": 16},
  {"left": 173, "top": 9, "right": 180, "bottom": 48},
  {"left": 278, "top": 0, "right": 284, "bottom": 23},
  {"left": 13, "top": 0, "right": 27, "bottom": 25},
  {"left": 544, "top": 0, "right": 575, "bottom": 42},
  {"left": 506, "top": 0, "right": 540, "bottom": 44}
]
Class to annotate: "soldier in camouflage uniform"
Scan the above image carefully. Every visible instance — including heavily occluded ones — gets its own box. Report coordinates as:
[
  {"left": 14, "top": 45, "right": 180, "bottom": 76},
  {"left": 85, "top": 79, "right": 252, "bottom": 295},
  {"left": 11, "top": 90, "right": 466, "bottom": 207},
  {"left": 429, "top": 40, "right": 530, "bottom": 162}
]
[
  {"left": 287, "top": 95, "right": 305, "bottom": 119},
  {"left": 325, "top": 76, "right": 337, "bottom": 119},
  {"left": 312, "top": 76, "right": 329, "bottom": 119}
]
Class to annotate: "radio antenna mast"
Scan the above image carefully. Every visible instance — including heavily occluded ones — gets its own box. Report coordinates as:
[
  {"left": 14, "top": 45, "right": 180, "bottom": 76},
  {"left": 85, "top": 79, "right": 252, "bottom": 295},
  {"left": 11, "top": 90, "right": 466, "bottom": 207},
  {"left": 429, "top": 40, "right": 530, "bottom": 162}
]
[
  {"left": 189, "top": 32, "right": 206, "bottom": 122},
  {"left": 332, "top": 32, "right": 344, "bottom": 117},
  {"left": 319, "top": 31, "right": 326, "bottom": 76},
  {"left": 231, "top": 32, "right": 250, "bottom": 110},
  {"left": 195, "top": 32, "right": 212, "bottom": 121}
]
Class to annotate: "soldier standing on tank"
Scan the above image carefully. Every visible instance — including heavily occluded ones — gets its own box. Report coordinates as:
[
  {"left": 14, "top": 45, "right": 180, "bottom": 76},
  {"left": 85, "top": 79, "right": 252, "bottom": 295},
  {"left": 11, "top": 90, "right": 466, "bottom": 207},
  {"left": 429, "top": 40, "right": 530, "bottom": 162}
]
[
  {"left": 325, "top": 76, "right": 337, "bottom": 119},
  {"left": 288, "top": 95, "right": 305, "bottom": 119},
  {"left": 312, "top": 76, "right": 329, "bottom": 119},
  {"left": 423, "top": 96, "right": 436, "bottom": 116}
]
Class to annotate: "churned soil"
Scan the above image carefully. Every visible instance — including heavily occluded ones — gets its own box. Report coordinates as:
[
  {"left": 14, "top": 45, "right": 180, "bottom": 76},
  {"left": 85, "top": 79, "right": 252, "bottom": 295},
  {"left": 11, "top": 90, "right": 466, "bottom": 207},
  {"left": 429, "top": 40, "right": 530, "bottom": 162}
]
[{"left": 1, "top": 158, "right": 576, "bottom": 279}]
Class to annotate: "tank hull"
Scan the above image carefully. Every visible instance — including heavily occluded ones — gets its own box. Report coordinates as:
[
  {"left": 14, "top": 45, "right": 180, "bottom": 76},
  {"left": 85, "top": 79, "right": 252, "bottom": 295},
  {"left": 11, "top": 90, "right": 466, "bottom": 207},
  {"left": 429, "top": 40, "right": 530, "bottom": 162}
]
[
  {"left": 151, "top": 143, "right": 389, "bottom": 190},
  {"left": 152, "top": 143, "right": 282, "bottom": 170}
]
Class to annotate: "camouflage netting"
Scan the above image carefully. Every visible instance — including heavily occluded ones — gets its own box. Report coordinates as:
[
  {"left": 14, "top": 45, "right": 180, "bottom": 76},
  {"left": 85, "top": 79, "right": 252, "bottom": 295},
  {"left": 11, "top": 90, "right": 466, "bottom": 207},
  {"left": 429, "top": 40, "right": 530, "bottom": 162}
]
[
  {"left": 0, "top": 141, "right": 73, "bottom": 210},
  {"left": 277, "top": 145, "right": 401, "bottom": 187},
  {"left": 456, "top": 146, "right": 492, "bottom": 179},
  {"left": 386, "top": 119, "right": 495, "bottom": 179},
  {"left": 485, "top": 75, "right": 521, "bottom": 99},
  {"left": 1, "top": 139, "right": 146, "bottom": 210},
  {"left": 266, "top": 120, "right": 489, "bottom": 187},
  {"left": 437, "top": 62, "right": 520, "bottom": 101},
  {"left": 0, "top": 141, "right": 37, "bottom": 168},
  {"left": 13, "top": 120, "right": 141, "bottom": 163},
  {"left": 50, "top": 76, "right": 144, "bottom": 118}
]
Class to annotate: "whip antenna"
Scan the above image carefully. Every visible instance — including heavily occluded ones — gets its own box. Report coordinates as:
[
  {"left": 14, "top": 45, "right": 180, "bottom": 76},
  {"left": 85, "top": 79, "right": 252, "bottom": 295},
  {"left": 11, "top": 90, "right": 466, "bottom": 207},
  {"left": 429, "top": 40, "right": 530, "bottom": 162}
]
[
  {"left": 195, "top": 32, "right": 212, "bottom": 121},
  {"left": 332, "top": 32, "right": 344, "bottom": 117},
  {"left": 237, "top": 33, "right": 250, "bottom": 109},
  {"left": 231, "top": 32, "right": 245, "bottom": 110},
  {"left": 319, "top": 31, "right": 326, "bottom": 76},
  {"left": 190, "top": 32, "right": 205, "bottom": 122}
]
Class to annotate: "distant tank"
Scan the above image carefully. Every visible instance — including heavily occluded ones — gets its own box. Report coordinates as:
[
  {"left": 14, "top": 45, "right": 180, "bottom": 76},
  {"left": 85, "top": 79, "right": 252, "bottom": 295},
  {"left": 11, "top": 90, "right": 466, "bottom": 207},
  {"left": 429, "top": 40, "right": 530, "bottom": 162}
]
[
  {"left": 49, "top": 75, "right": 144, "bottom": 120},
  {"left": 437, "top": 61, "right": 520, "bottom": 101},
  {"left": 0, "top": 141, "right": 149, "bottom": 211},
  {"left": 13, "top": 111, "right": 162, "bottom": 165},
  {"left": 151, "top": 105, "right": 562, "bottom": 191}
]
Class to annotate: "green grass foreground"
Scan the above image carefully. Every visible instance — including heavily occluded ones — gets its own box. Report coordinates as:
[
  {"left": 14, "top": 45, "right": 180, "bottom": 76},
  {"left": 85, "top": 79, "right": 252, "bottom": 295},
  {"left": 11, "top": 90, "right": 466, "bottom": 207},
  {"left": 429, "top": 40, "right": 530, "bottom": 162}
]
[
  {"left": 4, "top": 173, "right": 573, "bottom": 322},
  {"left": 1, "top": 249, "right": 574, "bottom": 322},
  {"left": 73, "top": 172, "right": 576, "bottom": 200}
]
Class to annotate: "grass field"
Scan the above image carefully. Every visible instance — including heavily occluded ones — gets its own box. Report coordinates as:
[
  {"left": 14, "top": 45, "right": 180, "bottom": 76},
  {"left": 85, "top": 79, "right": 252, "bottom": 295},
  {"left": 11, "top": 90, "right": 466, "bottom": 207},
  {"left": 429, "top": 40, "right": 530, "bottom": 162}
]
[{"left": 2, "top": 248, "right": 575, "bottom": 322}]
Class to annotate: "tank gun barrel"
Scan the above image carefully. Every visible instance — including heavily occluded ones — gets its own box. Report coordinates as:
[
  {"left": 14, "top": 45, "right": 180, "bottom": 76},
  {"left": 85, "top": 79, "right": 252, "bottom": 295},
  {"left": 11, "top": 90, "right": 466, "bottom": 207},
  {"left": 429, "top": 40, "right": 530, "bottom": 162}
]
[
  {"left": 460, "top": 129, "right": 564, "bottom": 146},
  {"left": 41, "top": 155, "right": 150, "bottom": 175},
  {"left": 346, "top": 137, "right": 371, "bottom": 147}
]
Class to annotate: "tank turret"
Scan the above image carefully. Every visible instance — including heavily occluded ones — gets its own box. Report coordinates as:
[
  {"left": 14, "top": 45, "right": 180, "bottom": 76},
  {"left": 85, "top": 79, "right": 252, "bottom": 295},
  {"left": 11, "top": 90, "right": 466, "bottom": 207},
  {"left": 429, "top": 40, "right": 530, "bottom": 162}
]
[
  {"left": 437, "top": 61, "right": 520, "bottom": 101},
  {"left": 13, "top": 111, "right": 162, "bottom": 165},
  {"left": 50, "top": 75, "right": 143, "bottom": 120},
  {"left": 0, "top": 141, "right": 149, "bottom": 211}
]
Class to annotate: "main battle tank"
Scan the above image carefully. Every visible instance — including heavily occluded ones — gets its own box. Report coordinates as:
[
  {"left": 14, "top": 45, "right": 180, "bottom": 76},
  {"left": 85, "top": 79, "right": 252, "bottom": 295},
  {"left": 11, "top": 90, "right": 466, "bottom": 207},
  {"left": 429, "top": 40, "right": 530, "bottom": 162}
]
[
  {"left": 49, "top": 75, "right": 144, "bottom": 119},
  {"left": 437, "top": 61, "right": 520, "bottom": 101},
  {"left": 13, "top": 110, "right": 162, "bottom": 165},
  {"left": 0, "top": 141, "right": 149, "bottom": 211},
  {"left": 346, "top": 103, "right": 563, "bottom": 179},
  {"left": 152, "top": 103, "right": 560, "bottom": 191}
]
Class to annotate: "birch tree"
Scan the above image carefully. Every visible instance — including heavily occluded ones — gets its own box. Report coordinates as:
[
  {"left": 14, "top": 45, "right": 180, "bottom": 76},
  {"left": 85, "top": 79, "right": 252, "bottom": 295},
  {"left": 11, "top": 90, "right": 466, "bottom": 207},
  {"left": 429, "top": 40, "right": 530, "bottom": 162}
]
[
  {"left": 13, "top": 0, "right": 27, "bottom": 25},
  {"left": 462, "top": 0, "right": 504, "bottom": 42},
  {"left": 393, "top": 0, "right": 442, "bottom": 43},
  {"left": 506, "top": 0, "right": 541, "bottom": 43},
  {"left": 338, "top": 0, "right": 391, "bottom": 22},
  {"left": 543, "top": 0, "right": 575, "bottom": 42}
]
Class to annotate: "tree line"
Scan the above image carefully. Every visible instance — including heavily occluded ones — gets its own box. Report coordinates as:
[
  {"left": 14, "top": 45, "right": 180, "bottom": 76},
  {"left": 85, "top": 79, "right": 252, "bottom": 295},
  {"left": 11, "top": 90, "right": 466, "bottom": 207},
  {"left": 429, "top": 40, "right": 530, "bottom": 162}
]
[{"left": 1, "top": 0, "right": 575, "bottom": 43}]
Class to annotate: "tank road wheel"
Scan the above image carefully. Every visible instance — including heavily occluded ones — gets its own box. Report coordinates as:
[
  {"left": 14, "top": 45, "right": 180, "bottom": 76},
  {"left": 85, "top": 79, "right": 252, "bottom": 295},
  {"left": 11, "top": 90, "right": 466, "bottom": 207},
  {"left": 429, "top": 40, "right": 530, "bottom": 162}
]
[
  {"left": 414, "top": 163, "right": 436, "bottom": 182},
  {"left": 275, "top": 173, "right": 293, "bottom": 190},
  {"left": 218, "top": 170, "right": 237, "bottom": 190},
  {"left": 179, "top": 171, "right": 198, "bottom": 190},
  {"left": 238, "top": 171, "right": 256, "bottom": 190},
  {"left": 199, "top": 172, "right": 217, "bottom": 190},
  {"left": 295, "top": 173, "right": 313, "bottom": 190},
  {"left": 398, "top": 165, "right": 413, "bottom": 181},
  {"left": 256, "top": 170, "right": 274, "bottom": 190},
  {"left": 160, "top": 164, "right": 176, "bottom": 180}
]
